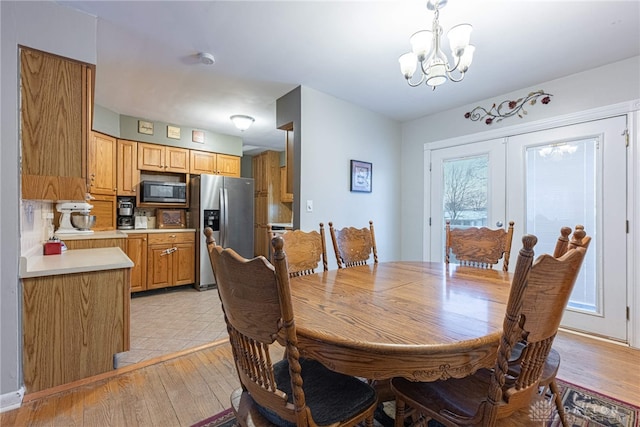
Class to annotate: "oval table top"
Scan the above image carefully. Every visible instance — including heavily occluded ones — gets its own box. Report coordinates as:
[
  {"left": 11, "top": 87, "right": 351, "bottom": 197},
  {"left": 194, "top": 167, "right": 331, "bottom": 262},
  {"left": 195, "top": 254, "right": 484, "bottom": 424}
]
[{"left": 288, "top": 261, "right": 512, "bottom": 382}]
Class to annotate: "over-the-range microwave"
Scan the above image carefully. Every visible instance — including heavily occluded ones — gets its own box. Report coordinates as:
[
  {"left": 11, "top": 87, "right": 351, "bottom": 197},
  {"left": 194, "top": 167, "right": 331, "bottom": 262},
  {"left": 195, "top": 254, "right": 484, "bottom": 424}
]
[{"left": 140, "top": 181, "right": 187, "bottom": 203}]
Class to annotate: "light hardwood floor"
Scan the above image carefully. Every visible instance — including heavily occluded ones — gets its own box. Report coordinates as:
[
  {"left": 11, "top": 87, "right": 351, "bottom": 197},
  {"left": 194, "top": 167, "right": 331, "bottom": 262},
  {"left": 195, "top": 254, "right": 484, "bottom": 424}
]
[{"left": 1, "top": 330, "right": 638, "bottom": 426}]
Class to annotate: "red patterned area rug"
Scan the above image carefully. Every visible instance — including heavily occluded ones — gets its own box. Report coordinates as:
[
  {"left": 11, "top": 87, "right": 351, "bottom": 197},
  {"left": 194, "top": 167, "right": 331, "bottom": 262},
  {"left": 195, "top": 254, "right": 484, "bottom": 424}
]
[
  {"left": 191, "top": 407, "right": 236, "bottom": 427},
  {"left": 547, "top": 379, "right": 639, "bottom": 427},
  {"left": 192, "top": 380, "right": 639, "bottom": 427}
]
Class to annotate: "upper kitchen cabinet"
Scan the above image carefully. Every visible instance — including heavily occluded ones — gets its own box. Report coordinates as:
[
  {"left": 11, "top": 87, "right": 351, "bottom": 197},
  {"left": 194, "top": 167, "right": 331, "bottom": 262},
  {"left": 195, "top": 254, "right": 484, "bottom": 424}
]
[
  {"left": 116, "top": 139, "right": 139, "bottom": 196},
  {"left": 20, "top": 46, "right": 95, "bottom": 201},
  {"left": 137, "top": 143, "right": 189, "bottom": 173},
  {"left": 216, "top": 153, "right": 241, "bottom": 177},
  {"left": 88, "top": 131, "right": 117, "bottom": 196},
  {"left": 190, "top": 150, "right": 241, "bottom": 177}
]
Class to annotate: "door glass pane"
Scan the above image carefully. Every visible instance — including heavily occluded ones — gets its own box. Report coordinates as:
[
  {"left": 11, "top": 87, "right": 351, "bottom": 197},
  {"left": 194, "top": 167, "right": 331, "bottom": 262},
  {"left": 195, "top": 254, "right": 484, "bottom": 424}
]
[
  {"left": 442, "top": 155, "right": 489, "bottom": 264},
  {"left": 525, "top": 139, "right": 598, "bottom": 313}
]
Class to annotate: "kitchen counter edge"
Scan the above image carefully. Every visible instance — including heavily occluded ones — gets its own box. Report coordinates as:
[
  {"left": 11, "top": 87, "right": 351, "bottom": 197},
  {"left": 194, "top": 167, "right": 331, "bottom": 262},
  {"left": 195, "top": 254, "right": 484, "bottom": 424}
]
[{"left": 20, "top": 247, "right": 134, "bottom": 279}]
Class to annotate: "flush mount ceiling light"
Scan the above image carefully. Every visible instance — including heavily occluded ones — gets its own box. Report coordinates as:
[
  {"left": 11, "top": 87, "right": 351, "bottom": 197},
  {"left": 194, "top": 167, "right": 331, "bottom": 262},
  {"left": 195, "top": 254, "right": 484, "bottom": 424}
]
[
  {"left": 399, "top": 0, "right": 475, "bottom": 90},
  {"left": 230, "top": 115, "right": 255, "bottom": 131},
  {"left": 198, "top": 52, "right": 215, "bottom": 65}
]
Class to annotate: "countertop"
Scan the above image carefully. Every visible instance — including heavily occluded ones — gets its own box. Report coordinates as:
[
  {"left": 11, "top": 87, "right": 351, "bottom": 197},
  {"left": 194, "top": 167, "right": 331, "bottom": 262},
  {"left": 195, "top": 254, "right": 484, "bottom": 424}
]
[{"left": 20, "top": 247, "right": 134, "bottom": 279}]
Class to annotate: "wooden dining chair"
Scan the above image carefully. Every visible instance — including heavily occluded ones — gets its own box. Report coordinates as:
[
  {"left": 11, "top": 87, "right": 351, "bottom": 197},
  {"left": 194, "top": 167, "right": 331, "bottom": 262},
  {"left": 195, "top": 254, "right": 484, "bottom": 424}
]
[
  {"left": 391, "top": 225, "right": 591, "bottom": 427},
  {"left": 278, "top": 223, "right": 328, "bottom": 277},
  {"left": 445, "top": 220, "right": 515, "bottom": 272},
  {"left": 507, "top": 225, "right": 591, "bottom": 427},
  {"left": 204, "top": 228, "right": 377, "bottom": 427},
  {"left": 329, "top": 220, "right": 378, "bottom": 268}
]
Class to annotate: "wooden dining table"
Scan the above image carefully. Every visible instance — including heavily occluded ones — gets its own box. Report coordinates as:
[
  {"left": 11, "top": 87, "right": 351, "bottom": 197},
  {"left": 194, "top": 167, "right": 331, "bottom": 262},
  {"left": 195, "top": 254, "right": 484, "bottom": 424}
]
[{"left": 288, "top": 261, "right": 513, "bottom": 383}]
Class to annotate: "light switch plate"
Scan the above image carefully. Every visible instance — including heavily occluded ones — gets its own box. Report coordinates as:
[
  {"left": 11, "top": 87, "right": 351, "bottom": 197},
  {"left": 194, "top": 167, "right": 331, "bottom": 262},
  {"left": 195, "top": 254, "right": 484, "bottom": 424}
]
[{"left": 306, "top": 200, "right": 313, "bottom": 212}]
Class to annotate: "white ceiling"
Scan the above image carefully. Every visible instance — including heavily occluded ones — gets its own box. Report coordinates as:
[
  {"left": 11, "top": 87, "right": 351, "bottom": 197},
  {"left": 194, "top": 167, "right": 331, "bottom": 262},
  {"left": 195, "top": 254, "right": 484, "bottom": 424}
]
[{"left": 57, "top": 1, "right": 640, "bottom": 153}]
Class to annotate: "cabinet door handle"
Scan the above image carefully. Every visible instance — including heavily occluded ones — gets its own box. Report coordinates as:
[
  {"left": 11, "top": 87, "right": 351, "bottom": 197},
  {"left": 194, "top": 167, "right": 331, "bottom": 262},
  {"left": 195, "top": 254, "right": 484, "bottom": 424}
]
[{"left": 161, "top": 247, "right": 178, "bottom": 256}]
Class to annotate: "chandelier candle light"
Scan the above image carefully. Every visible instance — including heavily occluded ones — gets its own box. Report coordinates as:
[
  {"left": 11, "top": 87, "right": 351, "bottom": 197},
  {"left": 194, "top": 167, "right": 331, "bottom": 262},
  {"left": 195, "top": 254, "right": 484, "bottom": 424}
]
[{"left": 399, "top": 0, "right": 474, "bottom": 89}]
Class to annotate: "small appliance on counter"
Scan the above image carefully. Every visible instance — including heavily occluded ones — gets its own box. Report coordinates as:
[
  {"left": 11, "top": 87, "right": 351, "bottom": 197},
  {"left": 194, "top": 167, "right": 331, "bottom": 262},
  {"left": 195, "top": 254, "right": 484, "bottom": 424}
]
[
  {"left": 55, "top": 201, "right": 95, "bottom": 235},
  {"left": 43, "top": 237, "right": 66, "bottom": 255},
  {"left": 134, "top": 215, "right": 148, "bottom": 229},
  {"left": 117, "top": 197, "right": 135, "bottom": 230}
]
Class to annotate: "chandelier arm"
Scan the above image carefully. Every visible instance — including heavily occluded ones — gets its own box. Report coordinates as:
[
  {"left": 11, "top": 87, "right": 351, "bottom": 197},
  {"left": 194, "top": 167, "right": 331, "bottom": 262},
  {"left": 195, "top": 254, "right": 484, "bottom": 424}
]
[
  {"left": 446, "top": 69, "right": 466, "bottom": 83},
  {"left": 405, "top": 74, "right": 427, "bottom": 87}
]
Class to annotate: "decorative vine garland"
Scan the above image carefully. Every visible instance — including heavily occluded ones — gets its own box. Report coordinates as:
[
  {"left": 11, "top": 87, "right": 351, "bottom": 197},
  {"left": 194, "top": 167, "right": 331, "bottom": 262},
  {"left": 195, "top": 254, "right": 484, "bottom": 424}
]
[{"left": 464, "top": 90, "right": 553, "bottom": 125}]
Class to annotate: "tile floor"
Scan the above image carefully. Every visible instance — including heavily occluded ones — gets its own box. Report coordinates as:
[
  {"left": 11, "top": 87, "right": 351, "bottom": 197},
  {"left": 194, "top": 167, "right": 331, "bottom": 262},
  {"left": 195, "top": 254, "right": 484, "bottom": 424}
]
[{"left": 115, "top": 285, "right": 228, "bottom": 368}]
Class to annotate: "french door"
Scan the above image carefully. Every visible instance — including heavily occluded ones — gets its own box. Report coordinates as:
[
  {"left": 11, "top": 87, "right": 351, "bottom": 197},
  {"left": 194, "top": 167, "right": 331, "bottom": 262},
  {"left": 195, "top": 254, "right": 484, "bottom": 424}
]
[
  {"left": 429, "top": 138, "right": 506, "bottom": 265},
  {"left": 506, "top": 117, "right": 627, "bottom": 341},
  {"left": 428, "top": 116, "right": 628, "bottom": 342}
]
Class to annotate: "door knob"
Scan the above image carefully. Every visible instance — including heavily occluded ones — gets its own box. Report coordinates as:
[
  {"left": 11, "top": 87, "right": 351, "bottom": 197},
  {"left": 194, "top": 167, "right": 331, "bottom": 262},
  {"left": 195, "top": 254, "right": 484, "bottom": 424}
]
[{"left": 496, "top": 221, "right": 503, "bottom": 227}]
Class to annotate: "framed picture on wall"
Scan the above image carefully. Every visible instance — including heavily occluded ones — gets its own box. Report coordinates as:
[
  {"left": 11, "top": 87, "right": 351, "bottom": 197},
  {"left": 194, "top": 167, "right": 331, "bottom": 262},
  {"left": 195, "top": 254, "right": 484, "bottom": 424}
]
[{"left": 350, "top": 160, "right": 372, "bottom": 193}]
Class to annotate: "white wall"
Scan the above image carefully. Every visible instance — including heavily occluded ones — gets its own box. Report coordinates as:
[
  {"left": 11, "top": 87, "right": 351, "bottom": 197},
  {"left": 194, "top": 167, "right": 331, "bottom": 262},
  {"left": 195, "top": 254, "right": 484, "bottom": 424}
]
[
  {"left": 0, "top": 0, "right": 96, "bottom": 409},
  {"left": 298, "top": 87, "right": 402, "bottom": 270}
]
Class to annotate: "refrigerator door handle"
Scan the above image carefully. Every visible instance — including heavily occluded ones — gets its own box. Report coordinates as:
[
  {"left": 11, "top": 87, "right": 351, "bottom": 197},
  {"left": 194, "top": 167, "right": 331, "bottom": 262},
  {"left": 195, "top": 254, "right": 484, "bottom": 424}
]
[
  {"left": 219, "top": 187, "right": 225, "bottom": 247},
  {"left": 220, "top": 187, "right": 229, "bottom": 247},
  {"left": 222, "top": 187, "right": 230, "bottom": 247}
]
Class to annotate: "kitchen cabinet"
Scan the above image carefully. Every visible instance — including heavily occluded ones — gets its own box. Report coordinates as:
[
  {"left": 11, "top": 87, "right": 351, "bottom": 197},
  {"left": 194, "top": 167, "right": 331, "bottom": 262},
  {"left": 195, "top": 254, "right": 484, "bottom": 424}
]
[
  {"left": 117, "top": 139, "right": 139, "bottom": 196},
  {"left": 22, "top": 175, "right": 86, "bottom": 202},
  {"left": 190, "top": 150, "right": 241, "bottom": 177},
  {"left": 216, "top": 153, "right": 241, "bottom": 177},
  {"left": 63, "top": 236, "right": 125, "bottom": 251},
  {"left": 190, "top": 150, "right": 216, "bottom": 175},
  {"left": 137, "top": 142, "right": 189, "bottom": 173},
  {"left": 20, "top": 46, "right": 95, "bottom": 201},
  {"left": 22, "top": 267, "right": 130, "bottom": 393},
  {"left": 88, "top": 131, "right": 117, "bottom": 196},
  {"left": 90, "top": 194, "right": 117, "bottom": 231},
  {"left": 126, "top": 233, "right": 148, "bottom": 292},
  {"left": 280, "top": 166, "right": 293, "bottom": 203},
  {"left": 252, "top": 151, "right": 292, "bottom": 257},
  {"left": 146, "top": 232, "right": 195, "bottom": 290}
]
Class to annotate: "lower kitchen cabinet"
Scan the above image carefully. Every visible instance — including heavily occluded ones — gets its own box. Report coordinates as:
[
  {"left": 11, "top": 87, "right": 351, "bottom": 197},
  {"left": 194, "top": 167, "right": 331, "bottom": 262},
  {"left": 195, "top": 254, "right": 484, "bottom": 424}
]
[
  {"left": 146, "top": 232, "right": 195, "bottom": 290},
  {"left": 22, "top": 268, "right": 130, "bottom": 393},
  {"left": 126, "top": 233, "right": 148, "bottom": 292},
  {"left": 125, "top": 231, "right": 195, "bottom": 293}
]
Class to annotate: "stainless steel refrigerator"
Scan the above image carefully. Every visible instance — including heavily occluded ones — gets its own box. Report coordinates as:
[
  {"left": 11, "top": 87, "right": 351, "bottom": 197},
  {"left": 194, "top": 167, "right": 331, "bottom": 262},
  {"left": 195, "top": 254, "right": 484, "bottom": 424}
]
[{"left": 190, "top": 174, "right": 254, "bottom": 290}]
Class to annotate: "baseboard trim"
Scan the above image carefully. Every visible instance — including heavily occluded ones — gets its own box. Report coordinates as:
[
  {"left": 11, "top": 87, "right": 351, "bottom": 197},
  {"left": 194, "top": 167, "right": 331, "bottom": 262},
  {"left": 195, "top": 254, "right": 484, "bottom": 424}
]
[
  {"left": 0, "top": 386, "right": 25, "bottom": 413},
  {"left": 558, "top": 327, "right": 629, "bottom": 347},
  {"left": 22, "top": 337, "right": 229, "bottom": 404}
]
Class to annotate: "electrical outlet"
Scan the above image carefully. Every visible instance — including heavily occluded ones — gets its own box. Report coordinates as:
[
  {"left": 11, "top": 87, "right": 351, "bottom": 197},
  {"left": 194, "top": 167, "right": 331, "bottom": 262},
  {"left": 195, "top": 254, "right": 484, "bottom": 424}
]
[{"left": 306, "top": 200, "right": 313, "bottom": 212}]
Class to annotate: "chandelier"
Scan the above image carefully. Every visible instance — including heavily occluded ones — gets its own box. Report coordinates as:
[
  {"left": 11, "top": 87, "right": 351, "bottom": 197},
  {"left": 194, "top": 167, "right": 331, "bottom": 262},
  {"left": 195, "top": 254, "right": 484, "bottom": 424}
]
[{"left": 399, "top": 0, "right": 475, "bottom": 89}]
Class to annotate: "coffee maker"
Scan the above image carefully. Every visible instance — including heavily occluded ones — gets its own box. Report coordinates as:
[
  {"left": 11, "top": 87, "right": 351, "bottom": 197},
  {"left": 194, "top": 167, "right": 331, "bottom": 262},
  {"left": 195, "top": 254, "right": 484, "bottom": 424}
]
[{"left": 117, "top": 197, "right": 135, "bottom": 230}]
